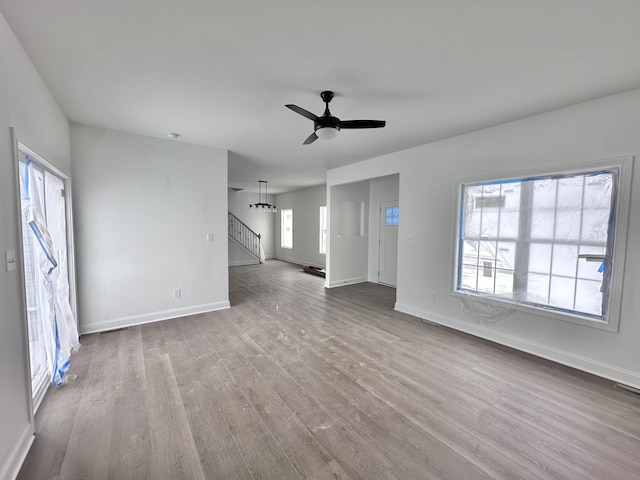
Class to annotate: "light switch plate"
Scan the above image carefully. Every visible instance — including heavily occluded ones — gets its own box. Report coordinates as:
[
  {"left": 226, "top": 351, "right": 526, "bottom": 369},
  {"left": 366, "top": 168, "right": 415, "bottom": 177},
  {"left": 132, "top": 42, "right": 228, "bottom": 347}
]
[{"left": 5, "top": 250, "right": 16, "bottom": 272}]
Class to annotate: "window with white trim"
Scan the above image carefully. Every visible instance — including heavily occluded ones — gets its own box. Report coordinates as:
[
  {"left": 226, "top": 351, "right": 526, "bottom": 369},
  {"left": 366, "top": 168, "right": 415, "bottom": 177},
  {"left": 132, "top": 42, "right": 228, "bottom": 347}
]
[
  {"left": 281, "top": 208, "right": 293, "bottom": 249},
  {"left": 319, "top": 206, "right": 327, "bottom": 254},
  {"left": 454, "top": 157, "right": 632, "bottom": 331}
]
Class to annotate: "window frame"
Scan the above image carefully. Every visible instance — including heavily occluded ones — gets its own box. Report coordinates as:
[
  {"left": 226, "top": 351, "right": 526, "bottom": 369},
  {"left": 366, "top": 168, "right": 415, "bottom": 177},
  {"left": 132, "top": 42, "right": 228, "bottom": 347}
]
[
  {"left": 319, "top": 205, "right": 327, "bottom": 255},
  {"left": 451, "top": 156, "right": 633, "bottom": 332},
  {"left": 281, "top": 208, "right": 293, "bottom": 249}
]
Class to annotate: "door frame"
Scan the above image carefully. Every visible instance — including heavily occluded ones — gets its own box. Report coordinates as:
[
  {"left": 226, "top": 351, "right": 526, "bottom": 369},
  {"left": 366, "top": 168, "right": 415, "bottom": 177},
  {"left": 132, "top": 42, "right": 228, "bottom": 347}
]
[{"left": 12, "top": 131, "right": 79, "bottom": 413}]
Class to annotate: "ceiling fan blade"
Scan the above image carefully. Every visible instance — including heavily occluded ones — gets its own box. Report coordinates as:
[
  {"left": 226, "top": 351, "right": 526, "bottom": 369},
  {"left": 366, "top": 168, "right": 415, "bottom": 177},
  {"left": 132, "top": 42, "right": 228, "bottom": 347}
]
[
  {"left": 303, "top": 132, "right": 318, "bottom": 145},
  {"left": 286, "top": 104, "right": 319, "bottom": 121},
  {"left": 339, "top": 120, "right": 386, "bottom": 129}
]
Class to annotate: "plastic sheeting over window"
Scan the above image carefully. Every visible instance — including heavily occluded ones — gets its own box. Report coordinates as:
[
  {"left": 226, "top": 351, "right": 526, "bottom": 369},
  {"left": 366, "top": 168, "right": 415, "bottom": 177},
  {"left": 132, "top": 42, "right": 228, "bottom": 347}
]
[
  {"left": 21, "top": 158, "right": 79, "bottom": 386},
  {"left": 456, "top": 168, "right": 618, "bottom": 323}
]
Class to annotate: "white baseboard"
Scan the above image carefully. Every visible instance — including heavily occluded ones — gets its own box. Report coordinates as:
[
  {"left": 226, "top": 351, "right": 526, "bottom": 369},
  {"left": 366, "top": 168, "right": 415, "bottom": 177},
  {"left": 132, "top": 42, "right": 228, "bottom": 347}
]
[
  {"left": 0, "top": 423, "right": 34, "bottom": 480},
  {"left": 229, "top": 259, "right": 260, "bottom": 266},
  {"left": 274, "top": 255, "right": 325, "bottom": 268},
  {"left": 326, "top": 276, "right": 368, "bottom": 288},
  {"left": 394, "top": 302, "right": 640, "bottom": 391},
  {"left": 79, "top": 301, "right": 231, "bottom": 335}
]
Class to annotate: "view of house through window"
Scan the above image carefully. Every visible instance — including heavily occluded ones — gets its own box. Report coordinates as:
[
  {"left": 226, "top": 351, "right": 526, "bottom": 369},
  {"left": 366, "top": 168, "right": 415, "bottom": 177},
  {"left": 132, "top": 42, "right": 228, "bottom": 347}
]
[
  {"left": 281, "top": 208, "right": 293, "bottom": 249},
  {"left": 319, "top": 206, "right": 327, "bottom": 254},
  {"left": 456, "top": 165, "right": 626, "bottom": 325}
]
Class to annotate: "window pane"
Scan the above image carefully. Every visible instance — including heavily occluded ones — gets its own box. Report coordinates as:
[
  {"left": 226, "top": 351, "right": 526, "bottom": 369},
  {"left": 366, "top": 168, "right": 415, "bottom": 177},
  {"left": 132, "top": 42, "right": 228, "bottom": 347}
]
[
  {"left": 526, "top": 273, "right": 550, "bottom": 304},
  {"left": 281, "top": 208, "right": 293, "bottom": 249},
  {"left": 581, "top": 207, "right": 610, "bottom": 243},
  {"left": 532, "top": 178, "right": 557, "bottom": 209},
  {"left": 575, "top": 279, "right": 603, "bottom": 316},
  {"left": 461, "top": 240, "right": 479, "bottom": 267},
  {"left": 385, "top": 206, "right": 399, "bottom": 226},
  {"left": 530, "top": 208, "right": 555, "bottom": 240},
  {"left": 459, "top": 265, "right": 478, "bottom": 291},
  {"left": 499, "top": 211, "right": 519, "bottom": 238},
  {"left": 557, "top": 176, "right": 584, "bottom": 208},
  {"left": 529, "top": 243, "right": 552, "bottom": 274},
  {"left": 494, "top": 269, "right": 514, "bottom": 295},
  {"left": 583, "top": 174, "right": 612, "bottom": 209},
  {"left": 554, "top": 209, "right": 582, "bottom": 241},
  {"left": 496, "top": 241, "right": 515, "bottom": 270},
  {"left": 551, "top": 244, "right": 578, "bottom": 277},
  {"left": 549, "top": 276, "right": 576, "bottom": 310}
]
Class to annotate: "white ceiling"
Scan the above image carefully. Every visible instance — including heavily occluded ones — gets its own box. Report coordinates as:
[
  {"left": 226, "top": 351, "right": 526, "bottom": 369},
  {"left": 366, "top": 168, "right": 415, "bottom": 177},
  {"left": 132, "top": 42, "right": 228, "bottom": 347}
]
[{"left": 2, "top": 0, "right": 640, "bottom": 193}]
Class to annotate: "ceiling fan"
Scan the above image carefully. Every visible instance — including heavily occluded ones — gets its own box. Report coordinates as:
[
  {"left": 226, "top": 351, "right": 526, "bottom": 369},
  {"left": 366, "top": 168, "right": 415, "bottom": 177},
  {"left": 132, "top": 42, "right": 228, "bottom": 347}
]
[{"left": 285, "top": 91, "right": 386, "bottom": 145}]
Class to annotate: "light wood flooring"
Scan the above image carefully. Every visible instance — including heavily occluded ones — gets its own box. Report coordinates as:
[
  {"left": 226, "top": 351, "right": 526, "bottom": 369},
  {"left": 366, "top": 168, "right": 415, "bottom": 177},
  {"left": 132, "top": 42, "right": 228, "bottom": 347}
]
[{"left": 18, "top": 260, "right": 640, "bottom": 479}]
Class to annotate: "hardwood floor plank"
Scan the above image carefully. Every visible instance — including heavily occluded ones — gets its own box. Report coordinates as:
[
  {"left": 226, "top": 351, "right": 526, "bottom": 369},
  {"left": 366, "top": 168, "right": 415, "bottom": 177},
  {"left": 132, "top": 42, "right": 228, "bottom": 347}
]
[
  {"left": 181, "top": 318, "right": 303, "bottom": 480},
  {"left": 108, "top": 327, "right": 153, "bottom": 480},
  {"left": 56, "top": 329, "right": 119, "bottom": 480},
  {"left": 169, "top": 317, "right": 254, "bottom": 480},
  {"left": 202, "top": 321, "right": 338, "bottom": 480},
  {"left": 140, "top": 323, "right": 205, "bottom": 480}
]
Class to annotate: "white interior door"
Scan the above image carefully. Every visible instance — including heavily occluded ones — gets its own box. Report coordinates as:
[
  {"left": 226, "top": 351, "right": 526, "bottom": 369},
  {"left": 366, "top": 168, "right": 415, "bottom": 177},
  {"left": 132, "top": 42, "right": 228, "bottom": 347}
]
[{"left": 378, "top": 201, "right": 399, "bottom": 286}]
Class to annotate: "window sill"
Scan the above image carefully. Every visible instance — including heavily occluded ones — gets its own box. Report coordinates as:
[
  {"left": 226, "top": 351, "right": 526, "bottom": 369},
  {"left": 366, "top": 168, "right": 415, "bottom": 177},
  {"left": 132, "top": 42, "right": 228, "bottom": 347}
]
[{"left": 450, "top": 289, "right": 618, "bottom": 333}]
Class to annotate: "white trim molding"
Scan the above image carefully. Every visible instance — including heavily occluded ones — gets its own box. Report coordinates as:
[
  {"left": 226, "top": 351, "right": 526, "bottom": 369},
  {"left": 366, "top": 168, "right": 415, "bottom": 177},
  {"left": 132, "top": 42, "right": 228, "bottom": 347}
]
[
  {"left": 79, "top": 301, "right": 231, "bottom": 335},
  {"left": 0, "top": 424, "right": 34, "bottom": 480},
  {"left": 395, "top": 302, "right": 640, "bottom": 391},
  {"left": 326, "top": 276, "right": 368, "bottom": 288}
]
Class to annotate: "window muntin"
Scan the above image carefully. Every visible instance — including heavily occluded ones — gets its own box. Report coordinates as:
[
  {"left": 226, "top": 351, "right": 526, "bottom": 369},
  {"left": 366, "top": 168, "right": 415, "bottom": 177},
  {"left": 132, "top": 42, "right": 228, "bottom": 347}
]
[
  {"left": 455, "top": 164, "right": 627, "bottom": 326},
  {"left": 319, "top": 206, "right": 327, "bottom": 254},
  {"left": 385, "top": 206, "right": 399, "bottom": 226},
  {"left": 281, "top": 208, "right": 293, "bottom": 249}
]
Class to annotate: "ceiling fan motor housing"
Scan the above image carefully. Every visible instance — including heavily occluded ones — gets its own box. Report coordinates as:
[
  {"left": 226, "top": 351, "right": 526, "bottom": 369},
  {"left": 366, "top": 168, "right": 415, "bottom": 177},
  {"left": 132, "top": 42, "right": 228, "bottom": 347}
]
[{"left": 315, "top": 115, "right": 340, "bottom": 132}]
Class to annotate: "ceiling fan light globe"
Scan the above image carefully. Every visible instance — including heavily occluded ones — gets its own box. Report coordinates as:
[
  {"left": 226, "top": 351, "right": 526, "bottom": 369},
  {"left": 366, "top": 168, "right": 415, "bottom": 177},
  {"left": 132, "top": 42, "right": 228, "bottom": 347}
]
[{"left": 316, "top": 127, "right": 339, "bottom": 140}]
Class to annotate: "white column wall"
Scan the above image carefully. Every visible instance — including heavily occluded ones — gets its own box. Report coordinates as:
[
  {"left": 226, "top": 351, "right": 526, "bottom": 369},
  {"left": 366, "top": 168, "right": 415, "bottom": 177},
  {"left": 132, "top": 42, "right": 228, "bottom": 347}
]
[
  {"left": 326, "top": 180, "right": 370, "bottom": 287},
  {"left": 71, "top": 124, "right": 230, "bottom": 334},
  {"left": 328, "top": 89, "right": 640, "bottom": 389}
]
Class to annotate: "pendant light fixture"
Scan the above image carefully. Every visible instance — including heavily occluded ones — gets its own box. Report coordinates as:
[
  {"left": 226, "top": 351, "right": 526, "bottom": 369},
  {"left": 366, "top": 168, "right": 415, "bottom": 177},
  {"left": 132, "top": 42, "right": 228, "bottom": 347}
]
[{"left": 249, "top": 180, "right": 277, "bottom": 213}]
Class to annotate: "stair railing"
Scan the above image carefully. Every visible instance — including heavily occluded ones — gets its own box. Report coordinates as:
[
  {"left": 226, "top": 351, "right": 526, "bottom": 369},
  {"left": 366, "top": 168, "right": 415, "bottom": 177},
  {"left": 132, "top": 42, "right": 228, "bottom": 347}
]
[{"left": 228, "top": 212, "right": 261, "bottom": 259}]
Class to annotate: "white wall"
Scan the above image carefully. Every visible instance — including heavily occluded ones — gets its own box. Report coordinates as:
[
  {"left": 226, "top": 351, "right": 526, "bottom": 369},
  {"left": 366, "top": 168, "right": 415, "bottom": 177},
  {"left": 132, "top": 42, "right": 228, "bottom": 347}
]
[
  {"left": 71, "top": 124, "right": 229, "bottom": 334},
  {"left": 367, "top": 174, "right": 400, "bottom": 283},
  {"left": 0, "top": 12, "right": 71, "bottom": 479},
  {"left": 227, "top": 189, "right": 275, "bottom": 259},
  {"left": 328, "top": 89, "right": 640, "bottom": 389},
  {"left": 275, "top": 185, "right": 327, "bottom": 268},
  {"left": 326, "top": 180, "right": 370, "bottom": 287}
]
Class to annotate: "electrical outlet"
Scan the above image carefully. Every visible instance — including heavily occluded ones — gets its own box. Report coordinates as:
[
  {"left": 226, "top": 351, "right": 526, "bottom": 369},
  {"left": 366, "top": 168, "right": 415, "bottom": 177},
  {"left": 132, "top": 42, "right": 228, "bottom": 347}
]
[{"left": 173, "top": 288, "right": 181, "bottom": 298}]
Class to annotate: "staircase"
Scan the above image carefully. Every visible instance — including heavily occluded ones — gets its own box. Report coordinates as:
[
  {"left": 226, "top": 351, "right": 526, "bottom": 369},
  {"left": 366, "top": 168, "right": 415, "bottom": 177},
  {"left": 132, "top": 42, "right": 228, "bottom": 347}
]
[{"left": 228, "top": 212, "right": 263, "bottom": 263}]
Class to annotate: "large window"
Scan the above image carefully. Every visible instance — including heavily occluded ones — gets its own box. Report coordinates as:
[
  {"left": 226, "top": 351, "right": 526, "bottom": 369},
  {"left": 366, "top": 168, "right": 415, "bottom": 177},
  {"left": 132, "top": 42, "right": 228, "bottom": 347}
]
[
  {"left": 281, "top": 208, "right": 293, "bottom": 249},
  {"left": 455, "top": 158, "right": 632, "bottom": 330},
  {"left": 319, "top": 206, "right": 327, "bottom": 254}
]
